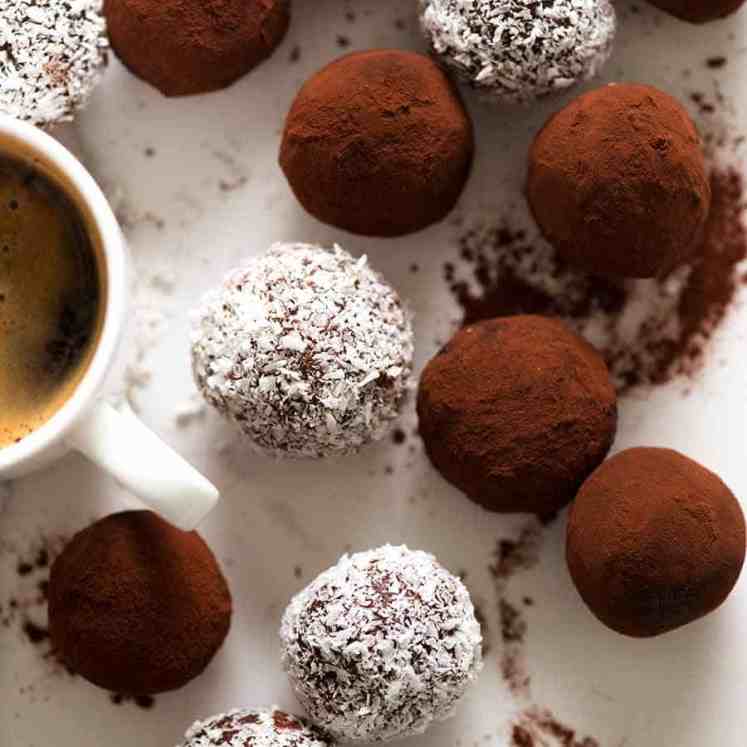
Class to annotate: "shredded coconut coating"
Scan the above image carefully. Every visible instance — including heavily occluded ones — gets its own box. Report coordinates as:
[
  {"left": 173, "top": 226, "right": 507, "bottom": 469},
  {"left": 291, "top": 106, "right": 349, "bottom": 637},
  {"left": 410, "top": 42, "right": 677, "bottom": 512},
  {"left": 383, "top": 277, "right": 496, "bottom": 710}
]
[
  {"left": 419, "top": 0, "right": 616, "bottom": 104},
  {"left": 0, "top": 1, "right": 108, "bottom": 127},
  {"left": 191, "top": 243, "right": 414, "bottom": 459},
  {"left": 180, "top": 707, "right": 332, "bottom": 747},
  {"left": 280, "top": 545, "right": 484, "bottom": 743}
]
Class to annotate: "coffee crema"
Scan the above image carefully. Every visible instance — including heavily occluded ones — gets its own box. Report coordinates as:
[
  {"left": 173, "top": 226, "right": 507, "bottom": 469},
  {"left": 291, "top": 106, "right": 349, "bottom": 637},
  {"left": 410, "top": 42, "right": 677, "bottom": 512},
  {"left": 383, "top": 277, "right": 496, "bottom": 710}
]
[{"left": 0, "top": 156, "right": 101, "bottom": 448}]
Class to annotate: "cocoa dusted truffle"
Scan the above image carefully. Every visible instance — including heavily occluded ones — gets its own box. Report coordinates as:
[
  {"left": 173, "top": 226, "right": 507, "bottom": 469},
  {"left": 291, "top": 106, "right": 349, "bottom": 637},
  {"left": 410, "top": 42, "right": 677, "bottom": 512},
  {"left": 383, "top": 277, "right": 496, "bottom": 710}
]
[
  {"left": 280, "top": 50, "right": 473, "bottom": 237},
  {"left": 417, "top": 316, "right": 617, "bottom": 517},
  {"left": 419, "top": 0, "right": 617, "bottom": 105},
  {"left": 280, "top": 545, "right": 483, "bottom": 743},
  {"left": 48, "top": 511, "right": 232, "bottom": 695},
  {"left": 646, "top": 0, "right": 746, "bottom": 23},
  {"left": 104, "top": 0, "right": 290, "bottom": 96},
  {"left": 0, "top": 1, "right": 108, "bottom": 127},
  {"left": 567, "top": 448, "right": 746, "bottom": 637},
  {"left": 180, "top": 708, "right": 331, "bottom": 747},
  {"left": 191, "top": 242, "right": 414, "bottom": 458},
  {"left": 527, "top": 83, "right": 711, "bottom": 278}
]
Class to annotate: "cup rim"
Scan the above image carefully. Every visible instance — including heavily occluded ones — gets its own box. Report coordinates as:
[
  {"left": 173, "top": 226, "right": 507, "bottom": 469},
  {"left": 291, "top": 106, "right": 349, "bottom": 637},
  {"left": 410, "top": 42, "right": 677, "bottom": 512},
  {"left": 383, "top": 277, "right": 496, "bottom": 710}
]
[{"left": 0, "top": 115, "right": 127, "bottom": 473}]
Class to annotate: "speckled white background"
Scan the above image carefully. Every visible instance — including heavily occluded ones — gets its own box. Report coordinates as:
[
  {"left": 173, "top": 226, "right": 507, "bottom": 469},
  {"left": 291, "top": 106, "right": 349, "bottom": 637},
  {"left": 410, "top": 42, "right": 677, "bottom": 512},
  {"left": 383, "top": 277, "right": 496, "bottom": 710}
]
[{"left": 2, "top": 1, "right": 747, "bottom": 745}]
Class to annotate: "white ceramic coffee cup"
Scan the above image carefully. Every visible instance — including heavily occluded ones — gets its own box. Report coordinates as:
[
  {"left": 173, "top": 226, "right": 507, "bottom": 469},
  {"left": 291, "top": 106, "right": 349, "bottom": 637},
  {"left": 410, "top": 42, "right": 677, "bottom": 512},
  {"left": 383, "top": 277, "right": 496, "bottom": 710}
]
[{"left": 0, "top": 115, "right": 218, "bottom": 531}]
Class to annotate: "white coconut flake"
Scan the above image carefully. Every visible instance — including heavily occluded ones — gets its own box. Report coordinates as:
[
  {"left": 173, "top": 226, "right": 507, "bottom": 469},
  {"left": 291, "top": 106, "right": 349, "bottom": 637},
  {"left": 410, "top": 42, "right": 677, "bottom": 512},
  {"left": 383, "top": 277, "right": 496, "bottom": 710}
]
[
  {"left": 191, "top": 243, "right": 414, "bottom": 459},
  {"left": 0, "top": 1, "right": 108, "bottom": 127},
  {"left": 280, "top": 545, "right": 484, "bottom": 743},
  {"left": 419, "top": 0, "right": 616, "bottom": 104},
  {"left": 180, "top": 707, "right": 331, "bottom": 747}
]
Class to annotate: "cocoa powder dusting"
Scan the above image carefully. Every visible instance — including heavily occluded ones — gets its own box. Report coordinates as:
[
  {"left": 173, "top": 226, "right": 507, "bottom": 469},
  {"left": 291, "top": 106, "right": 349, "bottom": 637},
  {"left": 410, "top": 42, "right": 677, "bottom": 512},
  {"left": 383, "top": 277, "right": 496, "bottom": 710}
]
[
  {"left": 510, "top": 708, "right": 600, "bottom": 747},
  {"left": 447, "top": 168, "right": 747, "bottom": 394},
  {"left": 488, "top": 526, "right": 602, "bottom": 744},
  {"left": 489, "top": 523, "right": 543, "bottom": 697},
  {"left": 1, "top": 535, "right": 66, "bottom": 652}
]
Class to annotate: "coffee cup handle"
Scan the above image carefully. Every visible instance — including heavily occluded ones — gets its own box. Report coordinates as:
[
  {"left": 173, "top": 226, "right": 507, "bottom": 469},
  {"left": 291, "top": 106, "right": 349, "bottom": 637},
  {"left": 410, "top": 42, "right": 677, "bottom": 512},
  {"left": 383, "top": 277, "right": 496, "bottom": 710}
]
[{"left": 65, "top": 401, "right": 219, "bottom": 531}]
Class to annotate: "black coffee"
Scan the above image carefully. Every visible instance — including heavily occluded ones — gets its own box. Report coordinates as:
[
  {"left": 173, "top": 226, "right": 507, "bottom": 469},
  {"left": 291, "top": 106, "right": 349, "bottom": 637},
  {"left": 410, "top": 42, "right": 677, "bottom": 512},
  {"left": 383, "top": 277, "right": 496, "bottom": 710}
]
[{"left": 0, "top": 156, "right": 101, "bottom": 448}]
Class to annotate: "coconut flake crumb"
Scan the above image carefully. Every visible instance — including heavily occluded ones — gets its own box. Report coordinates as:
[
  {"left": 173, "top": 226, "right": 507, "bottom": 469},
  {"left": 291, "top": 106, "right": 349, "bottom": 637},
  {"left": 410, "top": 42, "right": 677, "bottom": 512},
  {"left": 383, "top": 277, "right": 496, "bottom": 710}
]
[
  {"left": 280, "top": 545, "right": 484, "bottom": 743},
  {"left": 180, "top": 707, "right": 331, "bottom": 747},
  {"left": 419, "top": 0, "right": 616, "bottom": 104},
  {"left": 190, "top": 243, "right": 415, "bottom": 459},
  {"left": 0, "top": 1, "right": 108, "bottom": 127}
]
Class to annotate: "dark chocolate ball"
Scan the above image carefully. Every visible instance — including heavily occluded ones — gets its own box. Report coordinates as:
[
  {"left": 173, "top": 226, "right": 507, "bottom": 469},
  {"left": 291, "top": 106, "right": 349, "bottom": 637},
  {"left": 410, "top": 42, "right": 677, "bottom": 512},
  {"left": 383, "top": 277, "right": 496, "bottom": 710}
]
[
  {"left": 417, "top": 316, "right": 618, "bottom": 517},
  {"left": 646, "top": 0, "right": 746, "bottom": 23},
  {"left": 527, "top": 83, "right": 711, "bottom": 278},
  {"left": 104, "top": 0, "right": 290, "bottom": 96},
  {"left": 49, "top": 511, "right": 232, "bottom": 694},
  {"left": 567, "top": 448, "right": 746, "bottom": 637},
  {"left": 280, "top": 49, "right": 474, "bottom": 237}
]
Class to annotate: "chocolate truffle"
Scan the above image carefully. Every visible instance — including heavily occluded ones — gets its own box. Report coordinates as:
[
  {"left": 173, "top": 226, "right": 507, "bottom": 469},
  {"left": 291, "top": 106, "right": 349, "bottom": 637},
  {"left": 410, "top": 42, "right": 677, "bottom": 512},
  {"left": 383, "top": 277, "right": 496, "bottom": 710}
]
[
  {"left": 567, "top": 448, "right": 746, "bottom": 637},
  {"left": 181, "top": 708, "right": 331, "bottom": 747},
  {"left": 646, "top": 0, "right": 746, "bottom": 23},
  {"left": 104, "top": 0, "right": 290, "bottom": 97},
  {"left": 417, "top": 316, "right": 617, "bottom": 517},
  {"left": 48, "top": 511, "right": 232, "bottom": 694},
  {"left": 279, "top": 50, "right": 473, "bottom": 237},
  {"left": 527, "top": 83, "right": 711, "bottom": 278},
  {"left": 0, "top": 1, "right": 108, "bottom": 127},
  {"left": 419, "top": 0, "right": 616, "bottom": 105},
  {"left": 191, "top": 242, "right": 414, "bottom": 458},
  {"left": 280, "top": 545, "right": 483, "bottom": 743}
]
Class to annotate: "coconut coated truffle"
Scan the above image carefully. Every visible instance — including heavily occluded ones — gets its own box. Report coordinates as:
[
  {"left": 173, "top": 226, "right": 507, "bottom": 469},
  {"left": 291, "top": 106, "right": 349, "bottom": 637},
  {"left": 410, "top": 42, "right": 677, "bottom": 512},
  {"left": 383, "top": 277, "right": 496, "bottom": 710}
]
[
  {"left": 280, "top": 545, "right": 483, "bottom": 743},
  {"left": 180, "top": 708, "right": 331, "bottom": 747},
  {"left": 48, "top": 511, "right": 232, "bottom": 695},
  {"left": 567, "top": 448, "right": 746, "bottom": 637},
  {"left": 646, "top": 0, "right": 746, "bottom": 23},
  {"left": 417, "top": 316, "right": 617, "bottom": 518},
  {"left": 191, "top": 243, "right": 414, "bottom": 458},
  {"left": 280, "top": 49, "right": 474, "bottom": 237},
  {"left": 0, "top": 1, "right": 108, "bottom": 127},
  {"left": 104, "top": 0, "right": 289, "bottom": 96},
  {"left": 419, "top": 0, "right": 616, "bottom": 105},
  {"left": 527, "top": 83, "right": 711, "bottom": 278}
]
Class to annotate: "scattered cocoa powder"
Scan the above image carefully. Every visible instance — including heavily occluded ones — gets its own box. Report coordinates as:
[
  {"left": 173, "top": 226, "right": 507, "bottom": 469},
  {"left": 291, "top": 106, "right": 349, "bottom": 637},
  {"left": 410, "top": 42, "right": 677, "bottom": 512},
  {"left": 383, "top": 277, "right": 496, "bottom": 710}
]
[
  {"left": 110, "top": 693, "right": 156, "bottom": 710},
  {"left": 1, "top": 535, "right": 66, "bottom": 650},
  {"left": 706, "top": 56, "right": 728, "bottom": 69},
  {"left": 487, "top": 526, "right": 601, "bottom": 744},
  {"left": 391, "top": 428, "right": 407, "bottom": 445},
  {"left": 488, "top": 522, "right": 543, "bottom": 696},
  {"left": 446, "top": 167, "right": 747, "bottom": 395},
  {"left": 499, "top": 599, "right": 530, "bottom": 696},
  {"left": 491, "top": 525, "right": 544, "bottom": 583},
  {"left": 510, "top": 708, "right": 600, "bottom": 747}
]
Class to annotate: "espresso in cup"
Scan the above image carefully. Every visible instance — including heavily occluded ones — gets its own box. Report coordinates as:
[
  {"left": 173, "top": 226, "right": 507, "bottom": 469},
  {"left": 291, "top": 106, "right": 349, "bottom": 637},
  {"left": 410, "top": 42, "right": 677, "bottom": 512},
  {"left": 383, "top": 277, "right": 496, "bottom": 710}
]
[{"left": 0, "top": 155, "right": 102, "bottom": 448}]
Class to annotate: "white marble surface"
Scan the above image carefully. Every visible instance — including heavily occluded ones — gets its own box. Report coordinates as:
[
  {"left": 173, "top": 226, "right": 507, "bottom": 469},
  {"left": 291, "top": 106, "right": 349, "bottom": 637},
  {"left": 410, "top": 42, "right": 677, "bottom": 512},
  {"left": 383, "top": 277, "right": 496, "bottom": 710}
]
[{"left": 2, "top": 1, "right": 747, "bottom": 745}]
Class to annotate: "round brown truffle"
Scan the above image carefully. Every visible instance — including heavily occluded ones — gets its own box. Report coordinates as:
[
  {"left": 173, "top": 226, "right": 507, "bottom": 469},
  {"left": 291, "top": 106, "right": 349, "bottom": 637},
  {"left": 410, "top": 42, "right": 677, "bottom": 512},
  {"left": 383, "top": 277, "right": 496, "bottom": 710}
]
[
  {"left": 527, "top": 83, "right": 711, "bottom": 278},
  {"left": 417, "top": 315, "right": 618, "bottom": 517},
  {"left": 104, "top": 0, "right": 290, "bottom": 97},
  {"left": 646, "top": 0, "right": 746, "bottom": 23},
  {"left": 567, "top": 448, "right": 746, "bottom": 637},
  {"left": 48, "top": 511, "right": 232, "bottom": 694},
  {"left": 279, "top": 49, "right": 474, "bottom": 237}
]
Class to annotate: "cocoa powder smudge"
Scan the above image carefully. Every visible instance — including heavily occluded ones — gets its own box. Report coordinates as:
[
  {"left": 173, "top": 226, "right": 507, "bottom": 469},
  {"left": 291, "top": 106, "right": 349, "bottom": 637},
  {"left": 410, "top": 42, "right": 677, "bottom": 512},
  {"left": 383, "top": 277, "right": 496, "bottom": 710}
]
[
  {"left": 489, "top": 522, "right": 542, "bottom": 697},
  {"left": 446, "top": 168, "right": 747, "bottom": 395},
  {"left": 510, "top": 707, "right": 600, "bottom": 747}
]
